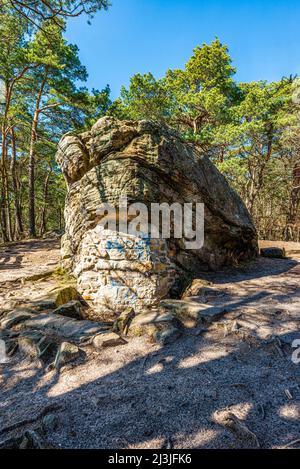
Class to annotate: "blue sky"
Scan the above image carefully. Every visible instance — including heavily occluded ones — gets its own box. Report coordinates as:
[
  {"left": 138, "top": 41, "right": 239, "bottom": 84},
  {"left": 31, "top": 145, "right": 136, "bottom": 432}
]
[{"left": 66, "top": 0, "right": 300, "bottom": 99}]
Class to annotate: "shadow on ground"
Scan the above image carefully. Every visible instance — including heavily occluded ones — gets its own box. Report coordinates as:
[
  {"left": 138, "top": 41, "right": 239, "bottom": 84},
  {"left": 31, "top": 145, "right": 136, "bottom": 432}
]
[{"left": 0, "top": 249, "right": 299, "bottom": 449}]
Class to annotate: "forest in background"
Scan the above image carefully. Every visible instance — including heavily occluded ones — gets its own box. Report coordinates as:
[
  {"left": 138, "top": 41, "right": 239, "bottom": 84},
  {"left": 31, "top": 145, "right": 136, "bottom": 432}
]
[{"left": 0, "top": 0, "right": 299, "bottom": 243}]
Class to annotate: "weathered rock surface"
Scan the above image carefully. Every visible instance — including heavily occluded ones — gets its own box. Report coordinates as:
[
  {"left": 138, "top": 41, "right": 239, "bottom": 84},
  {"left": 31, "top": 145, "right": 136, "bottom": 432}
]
[
  {"left": 54, "top": 286, "right": 83, "bottom": 307},
  {"left": 112, "top": 307, "right": 135, "bottom": 334},
  {"left": 52, "top": 300, "right": 83, "bottom": 320},
  {"left": 17, "top": 330, "right": 45, "bottom": 360},
  {"left": 53, "top": 341, "right": 80, "bottom": 370},
  {"left": 92, "top": 332, "right": 127, "bottom": 348},
  {"left": 181, "top": 279, "right": 216, "bottom": 299},
  {"left": 128, "top": 308, "right": 182, "bottom": 340},
  {"left": 161, "top": 299, "right": 228, "bottom": 326},
  {"left": 19, "top": 313, "right": 110, "bottom": 343},
  {"left": 0, "top": 308, "right": 35, "bottom": 329},
  {"left": 57, "top": 117, "right": 258, "bottom": 317},
  {"left": 154, "top": 326, "right": 182, "bottom": 346}
]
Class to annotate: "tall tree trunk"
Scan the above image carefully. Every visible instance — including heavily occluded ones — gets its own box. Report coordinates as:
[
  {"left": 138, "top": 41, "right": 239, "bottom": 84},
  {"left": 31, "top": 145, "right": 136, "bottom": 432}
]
[
  {"left": 247, "top": 126, "right": 274, "bottom": 215},
  {"left": 5, "top": 166, "right": 13, "bottom": 241},
  {"left": 0, "top": 164, "right": 8, "bottom": 242},
  {"left": 285, "top": 162, "right": 300, "bottom": 241},
  {"left": 0, "top": 67, "right": 31, "bottom": 241},
  {"left": 287, "top": 163, "right": 300, "bottom": 225},
  {"left": 28, "top": 110, "right": 37, "bottom": 238},
  {"left": 39, "top": 169, "right": 51, "bottom": 236},
  {"left": 10, "top": 127, "right": 24, "bottom": 238},
  {"left": 28, "top": 74, "right": 47, "bottom": 238},
  {"left": 1, "top": 83, "right": 13, "bottom": 242}
]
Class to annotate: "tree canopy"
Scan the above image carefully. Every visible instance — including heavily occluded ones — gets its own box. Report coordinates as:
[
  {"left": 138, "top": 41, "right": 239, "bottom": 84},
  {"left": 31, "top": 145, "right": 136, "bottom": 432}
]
[
  {"left": 0, "top": 8, "right": 111, "bottom": 241},
  {"left": 108, "top": 40, "right": 299, "bottom": 240},
  {"left": 0, "top": 4, "right": 299, "bottom": 243},
  {"left": 0, "top": 1, "right": 110, "bottom": 25}
]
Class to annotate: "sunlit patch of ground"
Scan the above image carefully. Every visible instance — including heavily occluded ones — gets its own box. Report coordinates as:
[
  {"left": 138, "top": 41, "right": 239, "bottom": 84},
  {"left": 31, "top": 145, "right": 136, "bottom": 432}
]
[{"left": 0, "top": 239, "right": 299, "bottom": 449}]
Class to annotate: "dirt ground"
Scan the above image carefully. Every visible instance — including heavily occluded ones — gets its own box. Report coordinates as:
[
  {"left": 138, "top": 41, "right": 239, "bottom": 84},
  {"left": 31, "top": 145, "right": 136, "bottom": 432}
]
[{"left": 0, "top": 239, "right": 299, "bottom": 449}]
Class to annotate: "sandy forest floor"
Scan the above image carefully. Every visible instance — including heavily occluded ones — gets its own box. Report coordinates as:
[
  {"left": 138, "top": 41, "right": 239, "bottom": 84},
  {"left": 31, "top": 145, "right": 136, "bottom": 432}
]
[{"left": 0, "top": 239, "right": 299, "bottom": 449}]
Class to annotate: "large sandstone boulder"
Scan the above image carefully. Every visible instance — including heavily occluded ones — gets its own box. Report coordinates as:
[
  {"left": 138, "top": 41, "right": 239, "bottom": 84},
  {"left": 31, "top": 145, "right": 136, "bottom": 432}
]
[{"left": 56, "top": 117, "right": 258, "bottom": 317}]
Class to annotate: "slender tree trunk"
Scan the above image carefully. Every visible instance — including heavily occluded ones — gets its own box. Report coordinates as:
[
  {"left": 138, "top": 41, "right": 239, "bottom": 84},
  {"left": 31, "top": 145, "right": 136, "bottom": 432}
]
[
  {"left": 5, "top": 166, "right": 13, "bottom": 241},
  {"left": 288, "top": 185, "right": 300, "bottom": 225},
  {"left": 0, "top": 67, "right": 31, "bottom": 241},
  {"left": 193, "top": 118, "right": 198, "bottom": 135},
  {"left": 285, "top": 162, "right": 300, "bottom": 241},
  {"left": 28, "top": 110, "right": 38, "bottom": 238},
  {"left": 0, "top": 166, "right": 8, "bottom": 242},
  {"left": 28, "top": 74, "right": 47, "bottom": 238},
  {"left": 39, "top": 169, "right": 51, "bottom": 236},
  {"left": 246, "top": 165, "right": 256, "bottom": 214},
  {"left": 219, "top": 145, "right": 225, "bottom": 164},
  {"left": 247, "top": 127, "right": 274, "bottom": 215},
  {"left": 10, "top": 127, "right": 24, "bottom": 238},
  {"left": 1, "top": 83, "right": 13, "bottom": 242}
]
